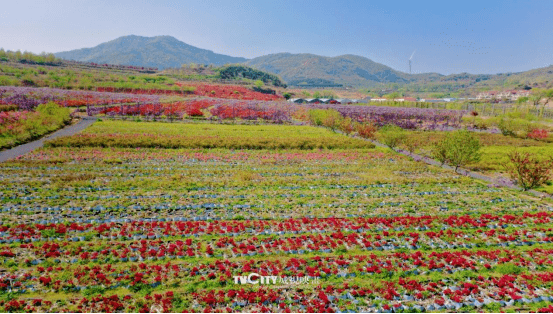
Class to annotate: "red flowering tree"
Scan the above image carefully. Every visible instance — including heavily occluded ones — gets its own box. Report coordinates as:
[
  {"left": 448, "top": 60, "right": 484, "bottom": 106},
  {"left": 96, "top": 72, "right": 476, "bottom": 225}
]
[{"left": 505, "top": 151, "right": 553, "bottom": 190}]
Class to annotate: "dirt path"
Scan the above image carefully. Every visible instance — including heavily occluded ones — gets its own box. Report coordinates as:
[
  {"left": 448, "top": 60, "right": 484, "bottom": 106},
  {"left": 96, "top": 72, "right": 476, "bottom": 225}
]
[
  {"left": 368, "top": 138, "right": 552, "bottom": 199},
  {"left": 0, "top": 117, "right": 97, "bottom": 163}
]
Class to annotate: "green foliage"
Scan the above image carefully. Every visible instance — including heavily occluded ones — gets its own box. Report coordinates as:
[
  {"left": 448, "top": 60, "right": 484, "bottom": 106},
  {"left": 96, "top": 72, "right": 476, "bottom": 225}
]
[
  {"left": 401, "top": 136, "right": 422, "bottom": 154},
  {"left": 378, "top": 125, "right": 407, "bottom": 150},
  {"left": 305, "top": 108, "right": 358, "bottom": 134},
  {"left": 384, "top": 92, "right": 402, "bottom": 100},
  {"left": 82, "top": 286, "right": 106, "bottom": 297},
  {"left": 128, "top": 282, "right": 153, "bottom": 294},
  {"left": 254, "top": 80, "right": 264, "bottom": 88},
  {"left": 505, "top": 150, "right": 553, "bottom": 191},
  {"left": 497, "top": 116, "right": 536, "bottom": 137},
  {"left": 40, "top": 229, "right": 58, "bottom": 238},
  {"left": 283, "top": 92, "right": 292, "bottom": 100},
  {"left": 432, "top": 129, "right": 481, "bottom": 170},
  {"left": 308, "top": 109, "right": 341, "bottom": 129},
  {"left": 0, "top": 102, "right": 71, "bottom": 149},
  {"left": 46, "top": 121, "right": 374, "bottom": 150},
  {"left": 1, "top": 49, "right": 60, "bottom": 65},
  {"left": 435, "top": 130, "right": 481, "bottom": 170},
  {"left": 218, "top": 65, "right": 286, "bottom": 87},
  {"left": 0, "top": 105, "right": 18, "bottom": 112},
  {"left": 0, "top": 62, "right": 189, "bottom": 92},
  {"left": 319, "top": 90, "right": 337, "bottom": 98},
  {"left": 495, "top": 263, "right": 524, "bottom": 275}
]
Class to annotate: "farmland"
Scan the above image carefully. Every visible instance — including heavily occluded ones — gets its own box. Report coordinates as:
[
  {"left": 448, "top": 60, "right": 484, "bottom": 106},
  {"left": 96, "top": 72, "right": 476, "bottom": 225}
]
[
  {"left": 1, "top": 59, "right": 553, "bottom": 313},
  {"left": 1, "top": 118, "right": 553, "bottom": 312}
]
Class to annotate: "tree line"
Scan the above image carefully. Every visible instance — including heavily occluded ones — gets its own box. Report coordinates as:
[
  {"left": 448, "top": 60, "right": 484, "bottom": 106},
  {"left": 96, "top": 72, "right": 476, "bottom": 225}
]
[{"left": 0, "top": 49, "right": 61, "bottom": 65}]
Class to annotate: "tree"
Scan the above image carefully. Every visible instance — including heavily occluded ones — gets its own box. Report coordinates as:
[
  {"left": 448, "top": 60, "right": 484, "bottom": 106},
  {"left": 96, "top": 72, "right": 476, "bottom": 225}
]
[
  {"left": 283, "top": 92, "right": 292, "bottom": 100},
  {"left": 378, "top": 125, "right": 406, "bottom": 150},
  {"left": 402, "top": 136, "right": 421, "bottom": 155},
  {"left": 505, "top": 151, "right": 553, "bottom": 191},
  {"left": 540, "top": 89, "right": 553, "bottom": 117},
  {"left": 320, "top": 90, "right": 337, "bottom": 99},
  {"left": 45, "top": 53, "right": 56, "bottom": 64},
  {"left": 254, "top": 80, "right": 263, "bottom": 88},
  {"left": 516, "top": 96, "right": 529, "bottom": 105},
  {"left": 432, "top": 130, "right": 481, "bottom": 171},
  {"left": 385, "top": 92, "right": 400, "bottom": 100},
  {"left": 530, "top": 88, "right": 545, "bottom": 108}
]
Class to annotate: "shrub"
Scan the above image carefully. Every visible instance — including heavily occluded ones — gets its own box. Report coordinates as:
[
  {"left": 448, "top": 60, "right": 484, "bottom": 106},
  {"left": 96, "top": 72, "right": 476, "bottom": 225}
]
[
  {"left": 495, "top": 263, "right": 524, "bottom": 275},
  {"left": 337, "top": 117, "right": 355, "bottom": 134},
  {"left": 431, "top": 129, "right": 481, "bottom": 171},
  {"left": 432, "top": 139, "right": 449, "bottom": 166},
  {"left": 497, "top": 117, "right": 536, "bottom": 137},
  {"left": 527, "top": 129, "right": 548, "bottom": 140},
  {"left": 308, "top": 109, "right": 343, "bottom": 131},
  {"left": 377, "top": 124, "right": 406, "bottom": 150},
  {"left": 505, "top": 151, "right": 553, "bottom": 191},
  {"left": 355, "top": 122, "right": 377, "bottom": 139},
  {"left": 0, "top": 102, "right": 71, "bottom": 149},
  {"left": 0, "top": 105, "right": 18, "bottom": 112},
  {"left": 402, "top": 136, "right": 422, "bottom": 155},
  {"left": 463, "top": 116, "right": 496, "bottom": 130}
]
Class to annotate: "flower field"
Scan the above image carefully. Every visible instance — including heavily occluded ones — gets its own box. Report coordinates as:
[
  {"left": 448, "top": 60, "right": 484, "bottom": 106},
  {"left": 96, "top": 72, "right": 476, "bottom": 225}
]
[
  {"left": 0, "top": 121, "right": 552, "bottom": 312},
  {"left": 0, "top": 86, "right": 163, "bottom": 109},
  {"left": 0, "top": 103, "right": 71, "bottom": 149},
  {"left": 176, "top": 83, "right": 281, "bottom": 101}
]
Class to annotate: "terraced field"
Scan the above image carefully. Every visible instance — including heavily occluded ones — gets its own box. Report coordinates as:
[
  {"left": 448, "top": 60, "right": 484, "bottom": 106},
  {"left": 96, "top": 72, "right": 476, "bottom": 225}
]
[{"left": 0, "top": 122, "right": 553, "bottom": 312}]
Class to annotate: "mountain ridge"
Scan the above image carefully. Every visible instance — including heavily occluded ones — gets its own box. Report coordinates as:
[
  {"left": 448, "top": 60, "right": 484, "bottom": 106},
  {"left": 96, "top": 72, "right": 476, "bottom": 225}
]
[
  {"left": 55, "top": 35, "right": 248, "bottom": 69},
  {"left": 54, "top": 35, "right": 553, "bottom": 91}
]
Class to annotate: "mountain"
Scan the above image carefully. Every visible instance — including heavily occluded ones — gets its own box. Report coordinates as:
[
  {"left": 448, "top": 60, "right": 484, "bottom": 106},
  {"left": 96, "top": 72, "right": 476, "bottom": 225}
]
[
  {"left": 244, "top": 53, "right": 553, "bottom": 92},
  {"left": 245, "top": 53, "right": 443, "bottom": 87},
  {"left": 54, "top": 35, "right": 553, "bottom": 91},
  {"left": 55, "top": 35, "right": 248, "bottom": 69}
]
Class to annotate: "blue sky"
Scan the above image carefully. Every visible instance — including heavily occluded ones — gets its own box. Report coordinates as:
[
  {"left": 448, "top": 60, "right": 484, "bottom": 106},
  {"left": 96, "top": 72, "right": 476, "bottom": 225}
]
[{"left": 1, "top": 0, "right": 552, "bottom": 75}]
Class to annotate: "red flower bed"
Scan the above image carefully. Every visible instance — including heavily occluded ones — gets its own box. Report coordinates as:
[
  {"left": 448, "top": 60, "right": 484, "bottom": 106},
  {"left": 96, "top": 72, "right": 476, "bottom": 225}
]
[
  {"left": 96, "top": 87, "right": 193, "bottom": 96},
  {"left": 100, "top": 99, "right": 217, "bottom": 117},
  {"left": 176, "top": 82, "right": 282, "bottom": 101}
]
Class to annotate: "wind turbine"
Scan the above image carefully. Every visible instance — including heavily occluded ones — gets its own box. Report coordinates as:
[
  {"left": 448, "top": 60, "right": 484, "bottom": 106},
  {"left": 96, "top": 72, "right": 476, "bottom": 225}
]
[{"left": 409, "top": 50, "right": 416, "bottom": 74}]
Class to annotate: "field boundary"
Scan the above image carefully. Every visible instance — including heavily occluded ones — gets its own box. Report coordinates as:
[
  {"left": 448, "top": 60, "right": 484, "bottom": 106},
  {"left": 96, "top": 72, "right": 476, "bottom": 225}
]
[
  {"left": 320, "top": 126, "right": 552, "bottom": 199},
  {"left": 366, "top": 138, "right": 552, "bottom": 199}
]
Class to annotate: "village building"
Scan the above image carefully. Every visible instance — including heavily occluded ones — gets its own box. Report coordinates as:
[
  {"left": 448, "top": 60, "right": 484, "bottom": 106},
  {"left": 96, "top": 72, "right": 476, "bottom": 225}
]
[{"left": 476, "top": 90, "right": 531, "bottom": 101}]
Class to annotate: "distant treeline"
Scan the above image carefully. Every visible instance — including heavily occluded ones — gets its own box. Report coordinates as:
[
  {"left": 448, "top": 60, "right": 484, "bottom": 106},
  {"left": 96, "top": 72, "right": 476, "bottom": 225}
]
[
  {"left": 219, "top": 65, "right": 287, "bottom": 87},
  {"left": 288, "top": 78, "right": 343, "bottom": 87},
  {"left": 0, "top": 49, "right": 61, "bottom": 66}
]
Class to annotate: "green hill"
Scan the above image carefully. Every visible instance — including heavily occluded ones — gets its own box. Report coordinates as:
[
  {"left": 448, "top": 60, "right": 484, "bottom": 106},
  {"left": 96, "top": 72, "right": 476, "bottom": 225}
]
[{"left": 55, "top": 35, "right": 248, "bottom": 70}]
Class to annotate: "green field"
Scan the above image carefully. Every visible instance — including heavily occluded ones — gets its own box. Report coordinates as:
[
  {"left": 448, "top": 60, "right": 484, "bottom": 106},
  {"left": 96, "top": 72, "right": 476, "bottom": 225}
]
[{"left": 46, "top": 120, "right": 375, "bottom": 149}]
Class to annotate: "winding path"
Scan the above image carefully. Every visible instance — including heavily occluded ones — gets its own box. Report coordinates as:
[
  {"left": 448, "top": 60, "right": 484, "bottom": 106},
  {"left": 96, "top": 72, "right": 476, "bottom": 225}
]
[
  {"left": 0, "top": 117, "right": 96, "bottom": 163},
  {"left": 327, "top": 126, "right": 551, "bottom": 199},
  {"left": 367, "top": 138, "right": 552, "bottom": 199}
]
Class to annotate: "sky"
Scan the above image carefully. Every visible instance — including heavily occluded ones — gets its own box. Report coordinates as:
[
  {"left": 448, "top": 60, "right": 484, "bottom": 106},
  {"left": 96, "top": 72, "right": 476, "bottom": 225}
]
[{"left": 1, "top": 0, "right": 552, "bottom": 75}]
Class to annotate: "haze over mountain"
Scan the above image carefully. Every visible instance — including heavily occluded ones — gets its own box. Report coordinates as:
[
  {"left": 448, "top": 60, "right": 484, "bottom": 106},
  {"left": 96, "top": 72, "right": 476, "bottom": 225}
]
[{"left": 55, "top": 35, "right": 248, "bottom": 69}]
